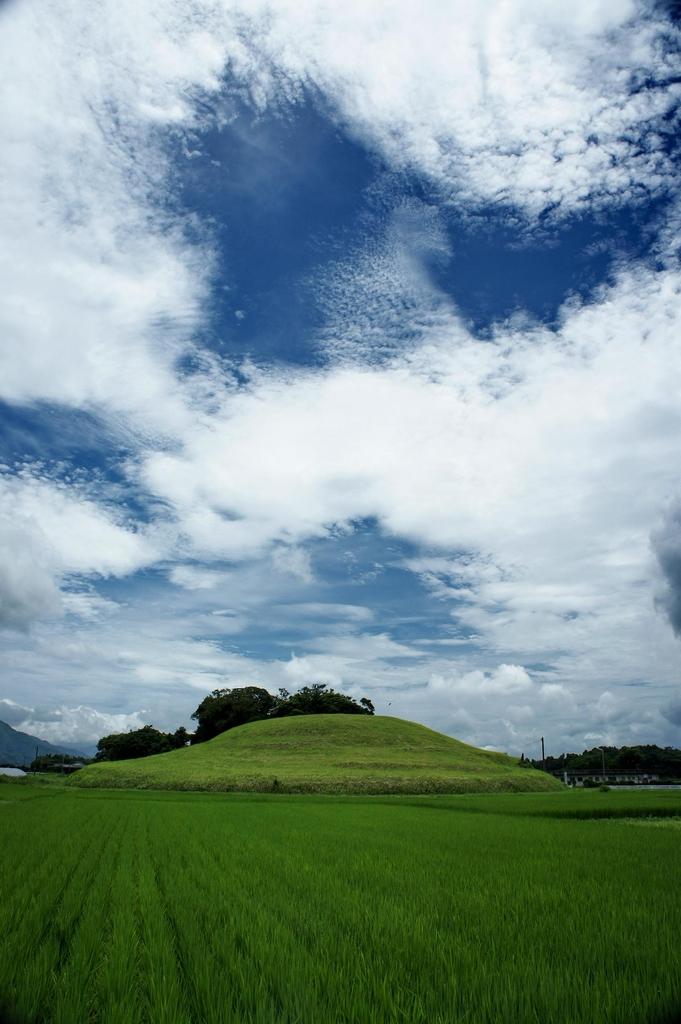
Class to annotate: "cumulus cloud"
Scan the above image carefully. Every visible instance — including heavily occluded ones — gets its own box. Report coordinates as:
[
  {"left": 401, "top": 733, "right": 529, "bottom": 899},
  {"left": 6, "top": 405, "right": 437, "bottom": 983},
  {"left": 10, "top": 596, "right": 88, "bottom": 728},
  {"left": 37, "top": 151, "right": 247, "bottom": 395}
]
[
  {"left": 0, "top": 472, "right": 157, "bottom": 629},
  {"left": 1, "top": 702, "right": 147, "bottom": 747},
  {"left": 430, "top": 664, "right": 533, "bottom": 698}
]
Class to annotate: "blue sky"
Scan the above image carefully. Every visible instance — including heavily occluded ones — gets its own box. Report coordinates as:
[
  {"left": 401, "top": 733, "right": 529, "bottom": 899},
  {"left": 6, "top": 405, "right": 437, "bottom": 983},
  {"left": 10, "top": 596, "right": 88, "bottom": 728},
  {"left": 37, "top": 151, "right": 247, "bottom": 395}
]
[{"left": 2, "top": 0, "right": 681, "bottom": 755}]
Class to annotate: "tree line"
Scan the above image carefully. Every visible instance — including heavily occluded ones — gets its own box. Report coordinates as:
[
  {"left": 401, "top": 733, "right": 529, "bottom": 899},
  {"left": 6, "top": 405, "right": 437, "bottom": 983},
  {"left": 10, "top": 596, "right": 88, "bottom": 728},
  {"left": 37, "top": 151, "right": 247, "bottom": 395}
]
[
  {"left": 94, "top": 683, "right": 375, "bottom": 761},
  {"left": 532, "top": 744, "right": 681, "bottom": 779}
]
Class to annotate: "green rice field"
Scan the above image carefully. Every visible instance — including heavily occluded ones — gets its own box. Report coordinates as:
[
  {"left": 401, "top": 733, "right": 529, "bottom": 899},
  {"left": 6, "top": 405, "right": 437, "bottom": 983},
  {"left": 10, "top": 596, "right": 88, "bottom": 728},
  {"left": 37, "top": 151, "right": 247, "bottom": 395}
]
[{"left": 1, "top": 782, "right": 680, "bottom": 1024}]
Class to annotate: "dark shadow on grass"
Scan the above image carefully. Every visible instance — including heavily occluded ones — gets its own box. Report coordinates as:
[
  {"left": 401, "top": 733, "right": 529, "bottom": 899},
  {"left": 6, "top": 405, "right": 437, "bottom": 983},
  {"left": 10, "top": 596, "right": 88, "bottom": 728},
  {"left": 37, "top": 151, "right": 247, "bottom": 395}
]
[
  {"left": 647, "top": 1005, "right": 681, "bottom": 1024},
  {"left": 0, "top": 1004, "right": 32, "bottom": 1024}
]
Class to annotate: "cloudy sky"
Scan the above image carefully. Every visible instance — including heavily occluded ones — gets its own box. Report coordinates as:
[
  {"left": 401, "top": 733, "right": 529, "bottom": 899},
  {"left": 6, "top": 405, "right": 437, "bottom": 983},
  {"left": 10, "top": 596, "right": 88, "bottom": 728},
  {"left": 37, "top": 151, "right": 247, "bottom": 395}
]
[{"left": 2, "top": 0, "right": 681, "bottom": 756}]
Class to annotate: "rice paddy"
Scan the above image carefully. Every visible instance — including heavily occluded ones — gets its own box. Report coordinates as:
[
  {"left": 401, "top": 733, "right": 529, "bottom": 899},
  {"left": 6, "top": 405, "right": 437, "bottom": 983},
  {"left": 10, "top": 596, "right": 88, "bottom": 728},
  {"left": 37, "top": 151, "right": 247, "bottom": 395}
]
[{"left": 1, "top": 783, "right": 680, "bottom": 1024}]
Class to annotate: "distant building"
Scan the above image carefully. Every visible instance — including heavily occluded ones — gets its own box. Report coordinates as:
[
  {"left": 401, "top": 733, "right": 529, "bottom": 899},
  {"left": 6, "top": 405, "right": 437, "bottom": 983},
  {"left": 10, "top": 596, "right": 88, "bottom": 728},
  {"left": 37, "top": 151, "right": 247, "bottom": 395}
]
[
  {"left": 558, "top": 769, "right": 660, "bottom": 786},
  {"left": 41, "top": 762, "right": 85, "bottom": 775},
  {"left": 0, "top": 766, "right": 27, "bottom": 777}
]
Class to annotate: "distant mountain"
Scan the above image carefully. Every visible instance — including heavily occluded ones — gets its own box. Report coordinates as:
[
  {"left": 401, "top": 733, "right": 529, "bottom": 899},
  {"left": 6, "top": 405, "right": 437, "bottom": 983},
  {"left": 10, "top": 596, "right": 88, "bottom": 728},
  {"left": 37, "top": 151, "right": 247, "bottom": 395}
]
[{"left": 0, "top": 720, "right": 90, "bottom": 766}]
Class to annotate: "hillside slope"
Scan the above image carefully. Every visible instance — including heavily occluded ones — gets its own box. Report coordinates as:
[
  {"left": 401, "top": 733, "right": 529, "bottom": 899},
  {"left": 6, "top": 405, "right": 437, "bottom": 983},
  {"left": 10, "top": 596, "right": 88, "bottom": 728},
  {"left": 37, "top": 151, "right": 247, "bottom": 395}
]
[
  {"left": 72, "top": 715, "right": 562, "bottom": 794},
  {"left": 0, "top": 720, "right": 88, "bottom": 766}
]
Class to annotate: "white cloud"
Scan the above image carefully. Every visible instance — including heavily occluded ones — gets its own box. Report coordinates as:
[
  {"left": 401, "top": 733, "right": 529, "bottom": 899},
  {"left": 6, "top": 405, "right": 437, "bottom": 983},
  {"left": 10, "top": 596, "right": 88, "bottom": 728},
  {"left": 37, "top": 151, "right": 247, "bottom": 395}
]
[
  {"left": 271, "top": 545, "right": 315, "bottom": 583},
  {"left": 0, "top": 585, "right": 677, "bottom": 753},
  {"left": 282, "top": 603, "right": 373, "bottom": 623},
  {"left": 105, "top": 245, "right": 681, "bottom": 757},
  {"left": 316, "top": 199, "right": 454, "bottom": 361},
  {"left": 0, "top": 528, "right": 62, "bottom": 631},
  {"left": 429, "top": 663, "right": 534, "bottom": 698},
  {"left": 0, "top": 0, "right": 227, "bottom": 434},
  {"left": 538, "top": 684, "right": 575, "bottom": 708},
  {"left": 283, "top": 655, "right": 342, "bottom": 689},
  {"left": 661, "top": 693, "right": 681, "bottom": 727},
  {"left": 0, "top": 697, "right": 147, "bottom": 746},
  {"left": 228, "top": 0, "right": 680, "bottom": 215},
  {"left": 0, "top": 472, "right": 157, "bottom": 628},
  {"left": 169, "top": 565, "right": 230, "bottom": 590},
  {"left": 594, "top": 689, "right": 629, "bottom": 723},
  {"left": 505, "top": 704, "right": 535, "bottom": 724},
  {"left": 304, "top": 632, "right": 424, "bottom": 661},
  {"left": 112, "top": 241, "right": 681, "bottom": 744},
  {"left": 1, "top": 0, "right": 678, "bottom": 442},
  {"left": 138, "top": 262, "right": 681, "bottom": 687},
  {"left": 1, "top": 0, "right": 681, "bottom": 752},
  {"left": 19, "top": 705, "right": 146, "bottom": 748},
  {"left": 280, "top": 632, "right": 425, "bottom": 692},
  {"left": 61, "top": 591, "right": 121, "bottom": 621},
  {"left": 0, "top": 699, "right": 36, "bottom": 727}
]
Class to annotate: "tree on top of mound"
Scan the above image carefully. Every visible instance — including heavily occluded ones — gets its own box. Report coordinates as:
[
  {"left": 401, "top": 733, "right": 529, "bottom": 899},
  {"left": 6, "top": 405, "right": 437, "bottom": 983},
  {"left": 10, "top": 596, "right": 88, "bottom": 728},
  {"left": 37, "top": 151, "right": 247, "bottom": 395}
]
[
  {"left": 271, "top": 683, "right": 374, "bottom": 718},
  {"left": 190, "top": 683, "right": 374, "bottom": 743},
  {"left": 191, "top": 686, "right": 278, "bottom": 743}
]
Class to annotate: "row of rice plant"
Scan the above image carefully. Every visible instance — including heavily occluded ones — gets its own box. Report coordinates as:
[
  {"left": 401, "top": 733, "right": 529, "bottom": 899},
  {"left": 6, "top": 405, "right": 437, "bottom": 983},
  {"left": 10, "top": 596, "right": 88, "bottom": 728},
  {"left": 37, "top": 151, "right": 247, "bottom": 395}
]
[{"left": 1, "top": 785, "right": 680, "bottom": 1023}]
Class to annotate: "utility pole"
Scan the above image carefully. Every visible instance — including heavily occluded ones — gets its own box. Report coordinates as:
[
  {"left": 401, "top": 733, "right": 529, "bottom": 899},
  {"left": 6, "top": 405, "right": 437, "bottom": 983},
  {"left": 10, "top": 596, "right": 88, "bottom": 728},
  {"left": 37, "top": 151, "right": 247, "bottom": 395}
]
[{"left": 541, "top": 736, "right": 545, "bottom": 772}]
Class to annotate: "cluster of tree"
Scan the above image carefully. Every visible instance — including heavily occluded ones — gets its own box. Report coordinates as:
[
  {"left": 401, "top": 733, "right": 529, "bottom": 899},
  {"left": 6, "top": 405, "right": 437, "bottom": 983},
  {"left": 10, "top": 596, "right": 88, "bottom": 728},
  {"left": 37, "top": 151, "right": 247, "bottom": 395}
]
[
  {"left": 95, "top": 684, "right": 374, "bottom": 760},
  {"left": 95, "top": 725, "right": 190, "bottom": 762},
  {"left": 191, "top": 684, "right": 374, "bottom": 743},
  {"left": 29, "top": 753, "right": 90, "bottom": 773},
  {"left": 532, "top": 744, "right": 681, "bottom": 779}
]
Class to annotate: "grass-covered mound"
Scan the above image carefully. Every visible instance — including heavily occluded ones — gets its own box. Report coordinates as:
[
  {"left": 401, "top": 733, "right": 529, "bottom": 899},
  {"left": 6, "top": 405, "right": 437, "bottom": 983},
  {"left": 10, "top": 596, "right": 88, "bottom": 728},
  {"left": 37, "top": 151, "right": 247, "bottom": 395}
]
[{"left": 72, "top": 715, "right": 562, "bottom": 794}]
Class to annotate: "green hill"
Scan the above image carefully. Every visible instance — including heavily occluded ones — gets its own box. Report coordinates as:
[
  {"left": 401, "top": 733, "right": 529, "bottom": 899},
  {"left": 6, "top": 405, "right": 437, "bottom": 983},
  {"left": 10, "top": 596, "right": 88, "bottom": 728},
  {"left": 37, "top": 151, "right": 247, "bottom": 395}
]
[{"left": 71, "top": 715, "right": 562, "bottom": 794}]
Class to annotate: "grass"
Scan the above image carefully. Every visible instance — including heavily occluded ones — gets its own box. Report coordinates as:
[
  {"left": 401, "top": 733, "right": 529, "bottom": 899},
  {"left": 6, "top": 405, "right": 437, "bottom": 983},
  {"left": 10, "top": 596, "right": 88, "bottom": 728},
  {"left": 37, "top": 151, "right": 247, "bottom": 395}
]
[
  {"left": 1, "top": 783, "right": 680, "bottom": 1023},
  {"left": 0, "top": 773, "right": 68, "bottom": 787},
  {"left": 71, "top": 714, "right": 562, "bottom": 794}
]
